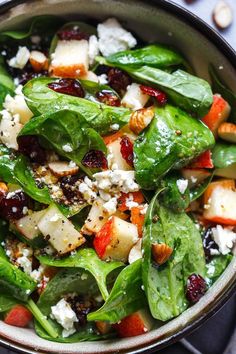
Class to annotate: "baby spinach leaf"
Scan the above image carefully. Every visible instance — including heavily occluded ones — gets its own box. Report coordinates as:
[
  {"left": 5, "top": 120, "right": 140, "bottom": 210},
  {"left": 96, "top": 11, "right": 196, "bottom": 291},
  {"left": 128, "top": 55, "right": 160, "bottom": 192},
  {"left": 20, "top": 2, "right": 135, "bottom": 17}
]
[
  {"left": 37, "top": 248, "right": 124, "bottom": 300},
  {"left": 23, "top": 77, "right": 131, "bottom": 135},
  {"left": 209, "top": 64, "right": 236, "bottom": 122},
  {"left": 142, "top": 194, "right": 205, "bottom": 321},
  {"left": 88, "top": 259, "right": 147, "bottom": 323},
  {"left": 105, "top": 44, "right": 187, "bottom": 70},
  {"left": 160, "top": 173, "right": 190, "bottom": 212},
  {"left": 121, "top": 66, "right": 213, "bottom": 117},
  {"left": 0, "top": 294, "right": 18, "bottom": 312},
  {"left": 35, "top": 268, "right": 105, "bottom": 341},
  {"left": 0, "top": 56, "right": 14, "bottom": 109},
  {"left": 0, "top": 257, "right": 36, "bottom": 301},
  {"left": 18, "top": 109, "right": 107, "bottom": 178},
  {"left": 206, "top": 254, "right": 232, "bottom": 287},
  {"left": 0, "top": 144, "right": 18, "bottom": 183},
  {"left": 134, "top": 105, "right": 215, "bottom": 189},
  {"left": 212, "top": 142, "right": 236, "bottom": 168},
  {"left": 190, "top": 174, "right": 213, "bottom": 202},
  {"left": 0, "top": 245, "right": 7, "bottom": 260}
]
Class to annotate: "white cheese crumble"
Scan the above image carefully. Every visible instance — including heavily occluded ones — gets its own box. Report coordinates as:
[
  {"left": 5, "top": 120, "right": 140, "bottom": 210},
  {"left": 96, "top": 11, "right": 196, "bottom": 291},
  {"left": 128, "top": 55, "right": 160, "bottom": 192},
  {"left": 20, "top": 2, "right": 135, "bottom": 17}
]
[
  {"left": 94, "top": 170, "right": 140, "bottom": 194},
  {"left": 103, "top": 197, "right": 117, "bottom": 215},
  {"left": 79, "top": 182, "right": 97, "bottom": 204},
  {"left": 176, "top": 179, "right": 188, "bottom": 194},
  {"left": 98, "top": 73, "right": 108, "bottom": 85},
  {"left": 97, "top": 18, "right": 137, "bottom": 57},
  {"left": 17, "top": 255, "right": 32, "bottom": 274},
  {"left": 88, "top": 35, "right": 99, "bottom": 65},
  {"left": 212, "top": 225, "right": 236, "bottom": 255},
  {"left": 110, "top": 123, "right": 120, "bottom": 131},
  {"left": 125, "top": 194, "right": 139, "bottom": 210},
  {"left": 50, "top": 298, "right": 78, "bottom": 337},
  {"left": 0, "top": 109, "right": 22, "bottom": 150},
  {"left": 62, "top": 144, "right": 73, "bottom": 152},
  {"left": 8, "top": 46, "right": 30, "bottom": 69}
]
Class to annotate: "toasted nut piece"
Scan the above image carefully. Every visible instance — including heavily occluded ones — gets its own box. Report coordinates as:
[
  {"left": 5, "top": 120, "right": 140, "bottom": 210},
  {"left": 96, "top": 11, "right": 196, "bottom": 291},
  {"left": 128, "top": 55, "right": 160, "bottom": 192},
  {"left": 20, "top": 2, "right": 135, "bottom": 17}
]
[
  {"left": 213, "top": 0, "right": 233, "bottom": 30},
  {"left": 30, "top": 50, "right": 48, "bottom": 72},
  {"left": 151, "top": 243, "right": 173, "bottom": 265},
  {"left": 218, "top": 122, "right": 236, "bottom": 143},
  {"left": 0, "top": 182, "right": 8, "bottom": 198},
  {"left": 129, "top": 106, "right": 155, "bottom": 135},
  {"left": 95, "top": 321, "right": 112, "bottom": 335},
  {"left": 48, "top": 161, "right": 79, "bottom": 177}
]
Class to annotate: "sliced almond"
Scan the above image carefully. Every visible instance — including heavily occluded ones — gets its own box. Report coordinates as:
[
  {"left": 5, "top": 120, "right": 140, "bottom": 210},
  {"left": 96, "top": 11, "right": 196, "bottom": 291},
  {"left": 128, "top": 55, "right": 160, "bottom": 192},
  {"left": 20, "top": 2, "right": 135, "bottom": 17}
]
[
  {"left": 218, "top": 122, "right": 236, "bottom": 143},
  {"left": 151, "top": 243, "right": 173, "bottom": 265},
  {"left": 30, "top": 50, "right": 48, "bottom": 72},
  {"left": 48, "top": 161, "right": 79, "bottom": 177},
  {"left": 213, "top": 1, "right": 233, "bottom": 30},
  {"left": 129, "top": 106, "right": 155, "bottom": 135}
]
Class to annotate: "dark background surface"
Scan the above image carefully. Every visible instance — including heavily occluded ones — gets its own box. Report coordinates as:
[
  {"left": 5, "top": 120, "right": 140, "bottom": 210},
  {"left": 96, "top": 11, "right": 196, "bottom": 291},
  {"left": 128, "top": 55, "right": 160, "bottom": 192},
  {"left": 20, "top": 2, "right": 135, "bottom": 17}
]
[{"left": 1, "top": 0, "right": 236, "bottom": 353}]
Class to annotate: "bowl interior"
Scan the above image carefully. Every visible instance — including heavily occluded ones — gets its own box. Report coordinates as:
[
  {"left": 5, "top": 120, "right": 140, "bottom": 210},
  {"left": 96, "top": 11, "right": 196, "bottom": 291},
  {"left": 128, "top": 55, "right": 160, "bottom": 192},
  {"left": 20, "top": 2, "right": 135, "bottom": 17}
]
[{"left": 0, "top": 1, "right": 236, "bottom": 353}]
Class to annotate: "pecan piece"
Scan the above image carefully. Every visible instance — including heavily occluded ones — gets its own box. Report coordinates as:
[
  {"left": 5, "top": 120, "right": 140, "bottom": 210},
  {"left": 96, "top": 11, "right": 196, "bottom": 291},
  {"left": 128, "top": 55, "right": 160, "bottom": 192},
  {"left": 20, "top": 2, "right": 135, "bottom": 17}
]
[{"left": 151, "top": 243, "right": 173, "bottom": 265}]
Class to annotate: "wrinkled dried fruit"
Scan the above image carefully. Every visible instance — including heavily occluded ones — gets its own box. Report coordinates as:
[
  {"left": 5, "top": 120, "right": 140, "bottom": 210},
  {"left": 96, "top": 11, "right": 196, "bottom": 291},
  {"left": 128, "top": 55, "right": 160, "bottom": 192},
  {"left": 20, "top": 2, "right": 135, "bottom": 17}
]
[
  {"left": 151, "top": 243, "right": 173, "bottom": 265},
  {"left": 129, "top": 106, "right": 155, "bottom": 135},
  {"left": 66, "top": 295, "right": 95, "bottom": 327},
  {"left": 60, "top": 175, "right": 81, "bottom": 201},
  {"left": 120, "top": 136, "right": 134, "bottom": 167},
  {"left": 18, "top": 135, "right": 46, "bottom": 164},
  {"left": 82, "top": 150, "right": 108, "bottom": 169},
  {"left": 202, "top": 227, "right": 219, "bottom": 262},
  {"left": 57, "top": 28, "right": 89, "bottom": 41},
  {"left": 108, "top": 68, "right": 132, "bottom": 95},
  {"left": 96, "top": 90, "right": 121, "bottom": 106},
  {"left": 186, "top": 273, "right": 207, "bottom": 303},
  {"left": 48, "top": 79, "right": 85, "bottom": 97},
  {"left": 0, "top": 191, "right": 29, "bottom": 220},
  {"left": 140, "top": 85, "right": 167, "bottom": 106}
]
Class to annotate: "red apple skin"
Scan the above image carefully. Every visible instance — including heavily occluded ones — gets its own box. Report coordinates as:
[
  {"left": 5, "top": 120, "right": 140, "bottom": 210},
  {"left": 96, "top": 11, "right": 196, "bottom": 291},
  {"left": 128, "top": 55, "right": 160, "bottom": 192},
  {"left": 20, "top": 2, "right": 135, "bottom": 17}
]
[
  {"left": 93, "top": 217, "right": 113, "bottom": 259},
  {"left": 113, "top": 311, "right": 152, "bottom": 338},
  {"left": 4, "top": 305, "right": 32, "bottom": 327},
  {"left": 188, "top": 150, "right": 214, "bottom": 169},
  {"left": 202, "top": 94, "right": 231, "bottom": 136}
]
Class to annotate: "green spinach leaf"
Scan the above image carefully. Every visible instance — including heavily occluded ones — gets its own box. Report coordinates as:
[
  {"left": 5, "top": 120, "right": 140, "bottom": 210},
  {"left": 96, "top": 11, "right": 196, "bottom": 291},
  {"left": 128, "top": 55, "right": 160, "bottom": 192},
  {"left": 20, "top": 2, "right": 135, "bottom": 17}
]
[
  {"left": 88, "top": 259, "right": 147, "bottom": 323},
  {"left": 142, "top": 194, "right": 206, "bottom": 321},
  {"left": 134, "top": 105, "right": 215, "bottom": 189},
  {"left": 0, "top": 294, "right": 18, "bottom": 312},
  {"left": 37, "top": 248, "right": 124, "bottom": 300},
  {"left": 23, "top": 77, "right": 131, "bottom": 135},
  {"left": 212, "top": 142, "right": 236, "bottom": 168},
  {"left": 19, "top": 109, "right": 107, "bottom": 177},
  {"left": 206, "top": 255, "right": 232, "bottom": 287},
  {"left": 121, "top": 66, "right": 213, "bottom": 117},
  {"left": 0, "top": 257, "right": 36, "bottom": 301},
  {"left": 209, "top": 64, "right": 236, "bottom": 121}
]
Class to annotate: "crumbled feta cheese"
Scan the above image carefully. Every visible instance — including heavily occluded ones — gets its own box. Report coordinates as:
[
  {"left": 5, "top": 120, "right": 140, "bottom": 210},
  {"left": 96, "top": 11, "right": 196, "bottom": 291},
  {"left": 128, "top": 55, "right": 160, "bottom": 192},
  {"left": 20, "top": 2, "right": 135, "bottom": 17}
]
[
  {"left": 176, "top": 179, "right": 188, "bottom": 194},
  {"left": 8, "top": 46, "right": 30, "bottom": 69},
  {"left": 98, "top": 73, "right": 108, "bottom": 85},
  {"left": 79, "top": 182, "right": 97, "bottom": 204},
  {"left": 212, "top": 225, "right": 236, "bottom": 255},
  {"left": 17, "top": 255, "right": 32, "bottom": 274},
  {"left": 110, "top": 123, "right": 120, "bottom": 131},
  {"left": 0, "top": 109, "right": 23, "bottom": 149},
  {"left": 88, "top": 35, "right": 99, "bottom": 65},
  {"left": 62, "top": 144, "right": 73, "bottom": 152},
  {"left": 103, "top": 197, "right": 117, "bottom": 215},
  {"left": 125, "top": 194, "right": 139, "bottom": 210},
  {"left": 68, "top": 160, "right": 77, "bottom": 168},
  {"left": 94, "top": 170, "right": 140, "bottom": 194},
  {"left": 97, "top": 18, "right": 137, "bottom": 57},
  {"left": 30, "top": 265, "right": 45, "bottom": 282},
  {"left": 50, "top": 298, "right": 78, "bottom": 337},
  {"left": 22, "top": 206, "right": 28, "bottom": 215},
  {"left": 190, "top": 176, "right": 197, "bottom": 183},
  {"left": 140, "top": 204, "right": 148, "bottom": 215}
]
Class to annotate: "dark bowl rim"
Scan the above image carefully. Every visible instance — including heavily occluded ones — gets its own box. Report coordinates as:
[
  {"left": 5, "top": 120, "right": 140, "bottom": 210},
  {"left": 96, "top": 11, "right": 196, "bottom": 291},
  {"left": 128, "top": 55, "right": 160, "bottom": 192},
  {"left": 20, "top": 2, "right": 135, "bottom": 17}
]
[{"left": 0, "top": 0, "right": 235, "bottom": 353}]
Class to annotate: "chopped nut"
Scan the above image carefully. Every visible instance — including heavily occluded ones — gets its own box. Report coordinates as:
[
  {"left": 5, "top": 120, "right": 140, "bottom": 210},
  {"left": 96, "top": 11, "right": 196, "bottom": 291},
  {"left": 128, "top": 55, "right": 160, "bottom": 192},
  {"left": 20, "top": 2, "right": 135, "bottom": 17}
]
[
  {"left": 151, "top": 243, "right": 173, "bottom": 265},
  {"left": 129, "top": 106, "right": 155, "bottom": 135},
  {"left": 48, "top": 161, "right": 79, "bottom": 177},
  {"left": 30, "top": 50, "right": 48, "bottom": 72},
  {"left": 218, "top": 122, "right": 236, "bottom": 143}
]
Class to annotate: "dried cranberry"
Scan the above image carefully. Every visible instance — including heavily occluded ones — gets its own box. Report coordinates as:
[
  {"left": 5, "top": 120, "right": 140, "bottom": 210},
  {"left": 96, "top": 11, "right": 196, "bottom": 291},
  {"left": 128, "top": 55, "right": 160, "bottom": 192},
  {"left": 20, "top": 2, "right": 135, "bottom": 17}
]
[
  {"left": 96, "top": 90, "right": 121, "bottom": 107},
  {"left": 108, "top": 68, "right": 132, "bottom": 95},
  {"left": 48, "top": 79, "right": 85, "bottom": 98},
  {"left": 82, "top": 150, "right": 108, "bottom": 169},
  {"left": 120, "top": 136, "right": 134, "bottom": 167},
  {"left": 186, "top": 274, "right": 207, "bottom": 303},
  {"left": 202, "top": 227, "right": 219, "bottom": 262},
  {"left": 66, "top": 295, "right": 95, "bottom": 327},
  {"left": 0, "top": 191, "right": 29, "bottom": 220},
  {"left": 140, "top": 85, "right": 167, "bottom": 106},
  {"left": 18, "top": 135, "right": 46, "bottom": 164},
  {"left": 95, "top": 64, "right": 111, "bottom": 76},
  {"left": 19, "top": 69, "right": 48, "bottom": 85},
  {"left": 60, "top": 175, "right": 81, "bottom": 201},
  {"left": 57, "top": 28, "right": 89, "bottom": 41}
]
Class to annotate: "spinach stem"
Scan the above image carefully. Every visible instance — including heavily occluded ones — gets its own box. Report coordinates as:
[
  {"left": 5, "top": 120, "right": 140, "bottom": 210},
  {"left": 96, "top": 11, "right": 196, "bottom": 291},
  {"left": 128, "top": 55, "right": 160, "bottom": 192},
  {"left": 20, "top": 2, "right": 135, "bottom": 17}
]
[{"left": 27, "top": 298, "right": 58, "bottom": 339}]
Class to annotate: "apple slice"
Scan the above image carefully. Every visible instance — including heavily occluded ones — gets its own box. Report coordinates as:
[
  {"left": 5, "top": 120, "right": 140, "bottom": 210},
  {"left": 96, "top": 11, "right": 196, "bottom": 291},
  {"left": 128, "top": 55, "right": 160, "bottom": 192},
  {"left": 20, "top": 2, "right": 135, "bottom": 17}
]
[
  {"left": 121, "top": 83, "right": 149, "bottom": 111},
  {"left": 181, "top": 168, "right": 211, "bottom": 188},
  {"left": 38, "top": 204, "right": 85, "bottom": 254},
  {"left": 94, "top": 216, "right": 138, "bottom": 262},
  {"left": 215, "top": 163, "right": 236, "bottom": 179},
  {"left": 107, "top": 138, "right": 133, "bottom": 171},
  {"left": 188, "top": 150, "right": 214, "bottom": 169},
  {"left": 81, "top": 198, "right": 109, "bottom": 235},
  {"left": 128, "top": 239, "right": 142, "bottom": 264},
  {"left": 49, "top": 39, "right": 89, "bottom": 78},
  {"left": 48, "top": 161, "right": 79, "bottom": 177},
  {"left": 114, "top": 310, "right": 153, "bottom": 338},
  {"left": 201, "top": 94, "right": 231, "bottom": 136},
  {"left": 203, "top": 180, "right": 236, "bottom": 225},
  {"left": 15, "top": 209, "right": 47, "bottom": 240}
]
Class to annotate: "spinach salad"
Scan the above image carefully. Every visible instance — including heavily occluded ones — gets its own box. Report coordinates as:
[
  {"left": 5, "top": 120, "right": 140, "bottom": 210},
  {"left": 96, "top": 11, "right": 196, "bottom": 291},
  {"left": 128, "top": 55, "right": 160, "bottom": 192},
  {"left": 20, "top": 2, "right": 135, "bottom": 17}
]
[{"left": 0, "top": 16, "right": 235, "bottom": 341}]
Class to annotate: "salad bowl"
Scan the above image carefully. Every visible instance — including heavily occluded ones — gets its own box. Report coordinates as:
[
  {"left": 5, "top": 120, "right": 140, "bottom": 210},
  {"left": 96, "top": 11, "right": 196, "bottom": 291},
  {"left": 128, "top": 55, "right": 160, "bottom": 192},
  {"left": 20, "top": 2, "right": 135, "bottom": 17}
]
[{"left": 0, "top": 0, "right": 236, "bottom": 353}]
